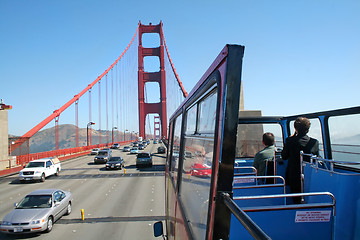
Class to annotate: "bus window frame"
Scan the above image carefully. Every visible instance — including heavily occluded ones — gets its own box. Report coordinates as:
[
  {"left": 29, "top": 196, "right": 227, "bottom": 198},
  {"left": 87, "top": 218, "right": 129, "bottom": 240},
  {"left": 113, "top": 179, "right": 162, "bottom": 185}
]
[
  {"left": 166, "top": 70, "right": 222, "bottom": 239},
  {"left": 165, "top": 45, "right": 246, "bottom": 240}
]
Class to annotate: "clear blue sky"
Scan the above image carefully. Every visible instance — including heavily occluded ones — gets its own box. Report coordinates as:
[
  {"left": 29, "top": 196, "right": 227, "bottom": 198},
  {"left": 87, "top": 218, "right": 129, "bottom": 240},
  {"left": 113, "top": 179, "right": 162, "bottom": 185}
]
[{"left": 1, "top": 0, "right": 359, "bottom": 136}]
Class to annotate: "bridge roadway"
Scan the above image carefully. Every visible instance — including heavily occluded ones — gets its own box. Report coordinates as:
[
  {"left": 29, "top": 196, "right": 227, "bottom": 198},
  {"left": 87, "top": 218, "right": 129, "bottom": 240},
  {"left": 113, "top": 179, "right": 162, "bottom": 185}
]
[{"left": 0, "top": 142, "right": 166, "bottom": 240}]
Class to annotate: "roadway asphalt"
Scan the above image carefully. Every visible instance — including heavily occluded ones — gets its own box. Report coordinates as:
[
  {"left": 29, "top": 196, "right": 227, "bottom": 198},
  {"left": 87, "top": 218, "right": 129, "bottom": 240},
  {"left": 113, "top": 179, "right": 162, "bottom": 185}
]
[{"left": 0, "top": 142, "right": 166, "bottom": 240}]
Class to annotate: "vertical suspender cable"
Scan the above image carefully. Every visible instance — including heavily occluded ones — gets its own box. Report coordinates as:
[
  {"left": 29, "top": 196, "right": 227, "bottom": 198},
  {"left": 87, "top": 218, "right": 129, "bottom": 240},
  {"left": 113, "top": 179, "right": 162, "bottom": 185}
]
[
  {"left": 75, "top": 100, "right": 79, "bottom": 147},
  {"left": 116, "top": 64, "right": 119, "bottom": 142},
  {"left": 89, "top": 88, "right": 92, "bottom": 146},
  {"left": 106, "top": 74, "right": 109, "bottom": 144},
  {"left": 98, "top": 80, "right": 101, "bottom": 145},
  {"left": 111, "top": 68, "right": 114, "bottom": 143}
]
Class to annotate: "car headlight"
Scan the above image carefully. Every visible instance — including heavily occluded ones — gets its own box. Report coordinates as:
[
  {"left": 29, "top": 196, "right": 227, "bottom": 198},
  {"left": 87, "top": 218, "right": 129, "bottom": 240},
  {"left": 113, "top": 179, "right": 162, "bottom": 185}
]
[
  {"left": 116, "top": 163, "right": 120, "bottom": 166},
  {"left": 35, "top": 171, "right": 42, "bottom": 174},
  {"left": 105, "top": 163, "right": 110, "bottom": 166},
  {"left": 31, "top": 220, "right": 41, "bottom": 225},
  {"left": 2, "top": 221, "right": 12, "bottom": 226}
]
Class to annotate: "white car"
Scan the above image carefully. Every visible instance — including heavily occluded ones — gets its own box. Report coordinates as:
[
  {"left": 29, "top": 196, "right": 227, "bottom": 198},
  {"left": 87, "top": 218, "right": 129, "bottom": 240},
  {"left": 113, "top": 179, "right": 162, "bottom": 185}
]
[
  {"left": 130, "top": 147, "right": 139, "bottom": 154},
  {"left": 90, "top": 148, "right": 100, "bottom": 155},
  {"left": 122, "top": 146, "right": 131, "bottom": 152}
]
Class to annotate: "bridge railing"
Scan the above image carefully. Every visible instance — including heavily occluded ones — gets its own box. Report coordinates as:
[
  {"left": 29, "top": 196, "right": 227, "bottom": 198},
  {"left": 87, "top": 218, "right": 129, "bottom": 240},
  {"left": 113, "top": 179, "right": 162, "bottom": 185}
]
[{"left": 0, "top": 140, "right": 132, "bottom": 177}]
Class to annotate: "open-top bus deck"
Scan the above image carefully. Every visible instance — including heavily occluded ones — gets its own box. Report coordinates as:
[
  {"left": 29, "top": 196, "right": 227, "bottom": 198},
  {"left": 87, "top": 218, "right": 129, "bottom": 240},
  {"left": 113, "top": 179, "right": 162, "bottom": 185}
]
[{"left": 154, "top": 44, "right": 359, "bottom": 240}]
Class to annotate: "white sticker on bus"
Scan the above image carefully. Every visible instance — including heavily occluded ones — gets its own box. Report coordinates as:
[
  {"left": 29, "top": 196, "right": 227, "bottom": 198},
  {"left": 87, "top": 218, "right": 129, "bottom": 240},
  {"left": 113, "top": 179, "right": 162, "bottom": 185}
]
[{"left": 295, "top": 211, "right": 331, "bottom": 223}]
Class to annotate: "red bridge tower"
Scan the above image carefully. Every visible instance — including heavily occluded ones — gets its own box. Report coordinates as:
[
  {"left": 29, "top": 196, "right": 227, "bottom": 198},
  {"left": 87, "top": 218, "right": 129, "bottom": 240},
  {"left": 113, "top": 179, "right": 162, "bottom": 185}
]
[{"left": 138, "top": 22, "right": 167, "bottom": 139}]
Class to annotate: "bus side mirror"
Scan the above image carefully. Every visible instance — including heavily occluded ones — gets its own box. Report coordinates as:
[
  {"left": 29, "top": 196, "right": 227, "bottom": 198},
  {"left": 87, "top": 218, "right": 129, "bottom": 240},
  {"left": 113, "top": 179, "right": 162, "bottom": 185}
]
[{"left": 153, "top": 221, "right": 164, "bottom": 237}]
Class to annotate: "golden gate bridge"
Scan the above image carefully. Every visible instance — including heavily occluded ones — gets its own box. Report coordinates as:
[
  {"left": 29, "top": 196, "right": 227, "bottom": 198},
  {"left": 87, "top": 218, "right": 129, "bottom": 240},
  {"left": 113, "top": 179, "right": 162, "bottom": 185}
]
[{"left": 2, "top": 21, "right": 187, "bottom": 176}]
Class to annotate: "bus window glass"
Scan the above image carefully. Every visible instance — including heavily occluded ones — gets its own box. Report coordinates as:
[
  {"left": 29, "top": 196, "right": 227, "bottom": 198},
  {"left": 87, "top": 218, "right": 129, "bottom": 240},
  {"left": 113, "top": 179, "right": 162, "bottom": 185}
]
[
  {"left": 167, "top": 122, "right": 174, "bottom": 169},
  {"left": 185, "top": 104, "right": 197, "bottom": 134},
  {"left": 329, "top": 114, "right": 360, "bottom": 166},
  {"left": 198, "top": 92, "right": 217, "bottom": 133},
  {"left": 180, "top": 92, "right": 216, "bottom": 240},
  {"left": 236, "top": 123, "right": 283, "bottom": 158},
  {"left": 289, "top": 118, "right": 324, "bottom": 157},
  {"left": 171, "top": 114, "right": 182, "bottom": 183}
]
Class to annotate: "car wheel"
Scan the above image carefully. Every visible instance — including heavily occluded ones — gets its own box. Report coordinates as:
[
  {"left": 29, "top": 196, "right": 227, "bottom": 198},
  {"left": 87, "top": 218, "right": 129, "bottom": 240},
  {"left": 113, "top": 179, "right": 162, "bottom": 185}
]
[
  {"left": 65, "top": 202, "right": 72, "bottom": 215},
  {"left": 45, "top": 216, "right": 53, "bottom": 233},
  {"left": 20, "top": 180, "right": 25, "bottom": 184},
  {"left": 40, "top": 173, "right": 45, "bottom": 182},
  {"left": 55, "top": 168, "right": 59, "bottom": 176}
]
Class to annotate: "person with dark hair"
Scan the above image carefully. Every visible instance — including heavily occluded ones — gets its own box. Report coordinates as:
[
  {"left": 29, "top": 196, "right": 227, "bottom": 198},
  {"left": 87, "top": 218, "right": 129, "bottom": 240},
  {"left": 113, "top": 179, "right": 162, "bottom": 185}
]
[
  {"left": 281, "top": 117, "right": 319, "bottom": 204},
  {"left": 253, "top": 132, "right": 275, "bottom": 178}
]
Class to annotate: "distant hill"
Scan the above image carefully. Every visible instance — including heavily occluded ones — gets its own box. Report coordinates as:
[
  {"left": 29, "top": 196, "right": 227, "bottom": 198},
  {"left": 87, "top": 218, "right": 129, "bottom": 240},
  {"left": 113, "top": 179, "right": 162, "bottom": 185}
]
[
  {"left": 27, "top": 124, "right": 122, "bottom": 153},
  {"left": 334, "top": 134, "right": 360, "bottom": 144}
]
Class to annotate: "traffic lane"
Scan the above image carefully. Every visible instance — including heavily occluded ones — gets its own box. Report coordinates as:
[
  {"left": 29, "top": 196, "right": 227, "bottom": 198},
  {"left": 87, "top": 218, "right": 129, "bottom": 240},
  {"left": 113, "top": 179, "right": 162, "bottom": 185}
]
[
  {"left": 0, "top": 143, "right": 166, "bottom": 212},
  {"left": 0, "top": 174, "right": 165, "bottom": 239},
  {"left": 0, "top": 145, "right": 166, "bottom": 239},
  {"left": 53, "top": 175, "right": 165, "bottom": 240}
]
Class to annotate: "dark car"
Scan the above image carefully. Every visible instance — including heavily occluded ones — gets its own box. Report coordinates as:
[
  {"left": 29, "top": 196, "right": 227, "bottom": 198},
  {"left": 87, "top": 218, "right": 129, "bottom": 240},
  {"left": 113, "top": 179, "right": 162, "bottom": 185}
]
[
  {"left": 105, "top": 157, "right": 125, "bottom": 170},
  {"left": 136, "top": 152, "right": 152, "bottom": 168},
  {"left": 138, "top": 144, "right": 144, "bottom": 150},
  {"left": 157, "top": 146, "right": 166, "bottom": 154},
  {"left": 94, "top": 149, "right": 112, "bottom": 164}
]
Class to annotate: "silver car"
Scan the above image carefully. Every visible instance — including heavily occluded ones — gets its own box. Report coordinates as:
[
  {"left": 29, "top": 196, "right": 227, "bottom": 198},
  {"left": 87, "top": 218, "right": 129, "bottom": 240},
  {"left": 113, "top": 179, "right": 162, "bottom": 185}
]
[{"left": 0, "top": 189, "right": 72, "bottom": 234}]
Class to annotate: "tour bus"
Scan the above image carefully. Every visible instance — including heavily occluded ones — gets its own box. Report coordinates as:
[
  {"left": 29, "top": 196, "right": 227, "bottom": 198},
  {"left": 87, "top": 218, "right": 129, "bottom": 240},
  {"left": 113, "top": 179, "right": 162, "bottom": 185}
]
[{"left": 154, "top": 44, "right": 360, "bottom": 239}]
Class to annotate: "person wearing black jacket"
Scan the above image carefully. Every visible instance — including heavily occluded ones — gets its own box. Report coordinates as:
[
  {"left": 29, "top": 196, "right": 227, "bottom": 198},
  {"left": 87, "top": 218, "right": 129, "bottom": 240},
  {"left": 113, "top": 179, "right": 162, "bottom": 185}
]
[{"left": 281, "top": 117, "right": 319, "bottom": 204}]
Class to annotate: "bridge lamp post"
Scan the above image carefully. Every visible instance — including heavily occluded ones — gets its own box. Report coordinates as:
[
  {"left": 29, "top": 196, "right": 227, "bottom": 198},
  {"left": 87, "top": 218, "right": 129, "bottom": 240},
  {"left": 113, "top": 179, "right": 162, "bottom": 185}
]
[
  {"left": 124, "top": 129, "right": 128, "bottom": 142},
  {"left": 87, "top": 122, "right": 95, "bottom": 146},
  {"left": 112, "top": 127, "right": 117, "bottom": 143}
]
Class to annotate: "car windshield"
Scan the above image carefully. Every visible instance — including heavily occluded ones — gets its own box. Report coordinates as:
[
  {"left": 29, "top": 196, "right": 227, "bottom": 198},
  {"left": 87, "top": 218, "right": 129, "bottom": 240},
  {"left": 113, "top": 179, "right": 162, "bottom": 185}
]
[
  {"left": 26, "top": 162, "right": 45, "bottom": 168},
  {"left": 98, "top": 151, "right": 108, "bottom": 155},
  {"left": 17, "top": 195, "right": 52, "bottom": 209},
  {"left": 109, "top": 157, "right": 121, "bottom": 162},
  {"left": 138, "top": 153, "right": 150, "bottom": 158},
  {"left": 92, "top": 149, "right": 99, "bottom": 151},
  {"left": 131, "top": 147, "right": 138, "bottom": 150}
]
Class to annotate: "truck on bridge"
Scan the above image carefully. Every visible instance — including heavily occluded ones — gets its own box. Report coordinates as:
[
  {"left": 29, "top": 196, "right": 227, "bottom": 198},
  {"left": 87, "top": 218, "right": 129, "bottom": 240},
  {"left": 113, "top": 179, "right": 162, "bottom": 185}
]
[{"left": 18, "top": 157, "right": 61, "bottom": 183}]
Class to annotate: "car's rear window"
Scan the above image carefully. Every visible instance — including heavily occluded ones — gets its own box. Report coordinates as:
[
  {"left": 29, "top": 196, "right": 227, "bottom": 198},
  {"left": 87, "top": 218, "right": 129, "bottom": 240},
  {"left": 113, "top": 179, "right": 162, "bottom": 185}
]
[
  {"left": 138, "top": 153, "right": 150, "bottom": 158},
  {"left": 98, "top": 151, "right": 108, "bottom": 155},
  {"left": 109, "top": 157, "right": 121, "bottom": 162}
]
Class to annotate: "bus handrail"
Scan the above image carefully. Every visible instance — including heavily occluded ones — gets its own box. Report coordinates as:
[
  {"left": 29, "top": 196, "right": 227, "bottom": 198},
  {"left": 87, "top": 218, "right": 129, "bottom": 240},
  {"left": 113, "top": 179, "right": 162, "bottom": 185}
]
[
  {"left": 220, "top": 192, "right": 272, "bottom": 240},
  {"left": 234, "top": 166, "right": 257, "bottom": 172},
  {"left": 234, "top": 192, "right": 336, "bottom": 214},
  {"left": 233, "top": 176, "right": 285, "bottom": 194},
  {"left": 234, "top": 175, "right": 285, "bottom": 187},
  {"left": 301, "top": 151, "right": 360, "bottom": 173},
  {"left": 234, "top": 166, "right": 257, "bottom": 176}
]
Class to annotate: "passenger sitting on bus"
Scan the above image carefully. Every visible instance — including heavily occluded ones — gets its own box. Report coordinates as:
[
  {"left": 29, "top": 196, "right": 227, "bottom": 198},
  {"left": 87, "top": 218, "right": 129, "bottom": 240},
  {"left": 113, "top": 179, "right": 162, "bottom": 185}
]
[
  {"left": 281, "top": 117, "right": 319, "bottom": 204},
  {"left": 253, "top": 132, "right": 275, "bottom": 182}
]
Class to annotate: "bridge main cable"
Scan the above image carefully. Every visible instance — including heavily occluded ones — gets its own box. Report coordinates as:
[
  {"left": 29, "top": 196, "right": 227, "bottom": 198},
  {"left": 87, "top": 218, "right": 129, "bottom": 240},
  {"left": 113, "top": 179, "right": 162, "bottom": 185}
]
[
  {"left": 160, "top": 22, "right": 188, "bottom": 98},
  {"left": 12, "top": 23, "right": 140, "bottom": 151}
]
